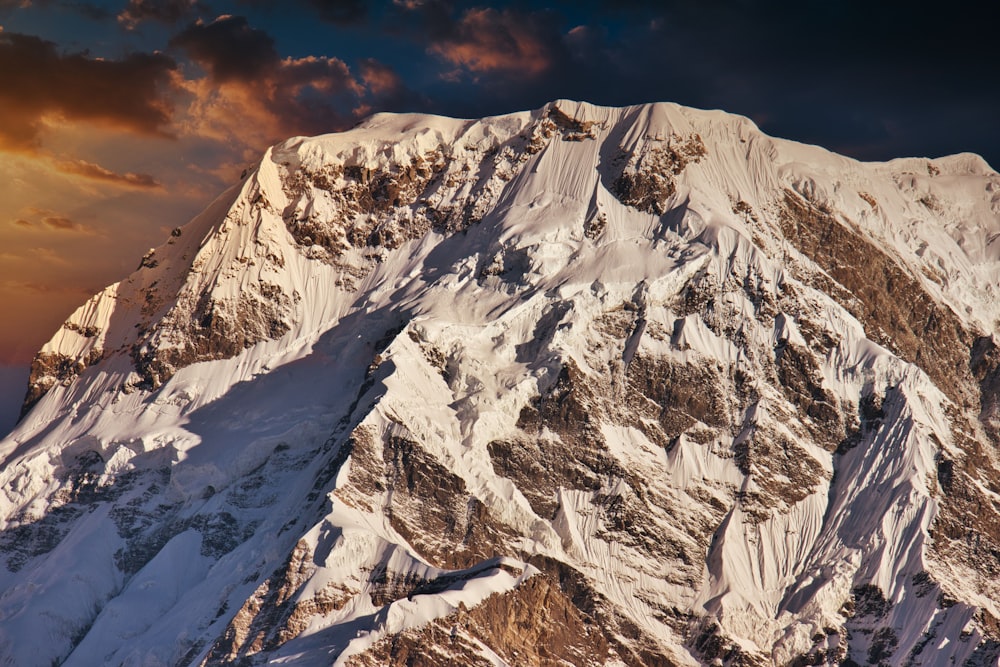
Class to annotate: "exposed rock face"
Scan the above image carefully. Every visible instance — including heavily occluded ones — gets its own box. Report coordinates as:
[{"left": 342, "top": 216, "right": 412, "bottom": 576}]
[
  {"left": 22, "top": 348, "right": 104, "bottom": 416},
  {"left": 129, "top": 279, "right": 298, "bottom": 390},
  {"left": 3, "top": 100, "right": 1000, "bottom": 667},
  {"left": 279, "top": 147, "right": 449, "bottom": 255},
  {"left": 349, "top": 575, "right": 613, "bottom": 667},
  {"left": 613, "top": 133, "right": 707, "bottom": 215},
  {"left": 777, "top": 189, "right": 976, "bottom": 411}
]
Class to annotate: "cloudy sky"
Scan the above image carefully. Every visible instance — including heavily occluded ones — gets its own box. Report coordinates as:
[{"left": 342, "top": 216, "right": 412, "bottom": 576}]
[{"left": 0, "top": 0, "right": 997, "bottom": 367}]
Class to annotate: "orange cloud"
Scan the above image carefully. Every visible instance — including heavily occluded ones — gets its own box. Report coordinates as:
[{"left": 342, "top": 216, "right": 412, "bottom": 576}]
[
  {"left": 26, "top": 246, "right": 70, "bottom": 264},
  {"left": 40, "top": 216, "right": 84, "bottom": 232},
  {"left": 171, "top": 16, "right": 367, "bottom": 146},
  {"left": 0, "top": 279, "right": 91, "bottom": 293},
  {"left": 429, "top": 7, "right": 557, "bottom": 78},
  {"left": 11, "top": 208, "right": 95, "bottom": 235},
  {"left": 54, "top": 158, "right": 161, "bottom": 189}
]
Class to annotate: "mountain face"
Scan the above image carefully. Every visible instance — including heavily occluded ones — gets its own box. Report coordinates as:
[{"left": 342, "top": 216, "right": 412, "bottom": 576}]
[{"left": 3, "top": 100, "right": 1000, "bottom": 666}]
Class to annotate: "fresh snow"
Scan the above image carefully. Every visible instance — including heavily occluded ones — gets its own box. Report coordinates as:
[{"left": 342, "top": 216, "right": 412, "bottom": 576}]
[{"left": 1, "top": 100, "right": 999, "bottom": 665}]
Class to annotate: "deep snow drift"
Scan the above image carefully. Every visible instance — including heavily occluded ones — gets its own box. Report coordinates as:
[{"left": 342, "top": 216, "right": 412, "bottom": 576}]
[{"left": 2, "top": 101, "right": 1000, "bottom": 666}]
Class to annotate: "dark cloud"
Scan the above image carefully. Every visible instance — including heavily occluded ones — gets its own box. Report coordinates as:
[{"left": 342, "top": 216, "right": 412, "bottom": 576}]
[
  {"left": 53, "top": 1, "right": 112, "bottom": 20},
  {"left": 233, "top": 0, "right": 367, "bottom": 25},
  {"left": 0, "top": 31, "right": 176, "bottom": 151},
  {"left": 353, "top": 56, "right": 428, "bottom": 118},
  {"left": 305, "top": 0, "right": 367, "bottom": 24},
  {"left": 169, "top": 14, "right": 428, "bottom": 145},
  {"left": 1, "top": 0, "right": 111, "bottom": 20},
  {"left": 169, "top": 14, "right": 367, "bottom": 126},
  {"left": 170, "top": 15, "right": 277, "bottom": 83},
  {"left": 428, "top": 7, "right": 563, "bottom": 78},
  {"left": 55, "top": 159, "right": 161, "bottom": 188},
  {"left": 172, "top": 15, "right": 374, "bottom": 144},
  {"left": 118, "top": 0, "right": 203, "bottom": 29},
  {"left": 386, "top": 0, "right": 455, "bottom": 38}
]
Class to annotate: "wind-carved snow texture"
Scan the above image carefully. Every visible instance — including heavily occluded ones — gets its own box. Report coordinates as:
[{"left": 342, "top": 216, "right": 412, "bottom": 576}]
[{"left": 3, "top": 100, "right": 1000, "bottom": 666}]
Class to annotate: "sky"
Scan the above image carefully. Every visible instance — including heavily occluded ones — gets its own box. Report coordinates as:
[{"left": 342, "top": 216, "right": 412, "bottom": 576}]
[{"left": 0, "top": 0, "right": 997, "bottom": 369}]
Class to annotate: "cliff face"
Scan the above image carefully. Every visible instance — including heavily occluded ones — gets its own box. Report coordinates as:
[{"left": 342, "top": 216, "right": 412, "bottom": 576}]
[{"left": 3, "top": 100, "right": 1000, "bottom": 666}]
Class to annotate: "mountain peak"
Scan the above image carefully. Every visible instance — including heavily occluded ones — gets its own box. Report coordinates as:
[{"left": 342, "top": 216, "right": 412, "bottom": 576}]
[{"left": 4, "top": 100, "right": 1000, "bottom": 665}]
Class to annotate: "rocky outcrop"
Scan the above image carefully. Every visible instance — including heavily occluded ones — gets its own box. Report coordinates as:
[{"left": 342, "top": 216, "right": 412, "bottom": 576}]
[
  {"left": 778, "top": 189, "right": 977, "bottom": 411},
  {"left": 21, "top": 348, "right": 104, "bottom": 417},
  {"left": 204, "top": 540, "right": 330, "bottom": 664},
  {"left": 778, "top": 187, "right": 1000, "bottom": 625},
  {"left": 350, "top": 575, "right": 614, "bottom": 667},
  {"left": 280, "top": 148, "right": 449, "bottom": 256},
  {"left": 129, "top": 283, "right": 298, "bottom": 390},
  {"left": 613, "top": 133, "right": 706, "bottom": 215}
]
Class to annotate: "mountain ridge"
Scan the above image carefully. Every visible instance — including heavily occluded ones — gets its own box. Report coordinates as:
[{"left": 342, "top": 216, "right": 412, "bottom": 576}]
[{"left": 3, "top": 100, "right": 1000, "bottom": 666}]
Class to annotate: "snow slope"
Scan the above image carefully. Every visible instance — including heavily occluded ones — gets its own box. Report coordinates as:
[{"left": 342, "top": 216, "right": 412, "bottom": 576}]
[{"left": 2, "top": 100, "right": 1000, "bottom": 666}]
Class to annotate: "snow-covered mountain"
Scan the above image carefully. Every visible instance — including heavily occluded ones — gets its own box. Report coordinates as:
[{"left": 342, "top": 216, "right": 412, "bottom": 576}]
[{"left": 3, "top": 100, "right": 1000, "bottom": 666}]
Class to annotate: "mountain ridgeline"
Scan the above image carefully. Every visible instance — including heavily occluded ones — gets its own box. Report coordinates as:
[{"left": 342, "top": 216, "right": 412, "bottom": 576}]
[{"left": 3, "top": 101, "right": 1000, "bottom": 666}]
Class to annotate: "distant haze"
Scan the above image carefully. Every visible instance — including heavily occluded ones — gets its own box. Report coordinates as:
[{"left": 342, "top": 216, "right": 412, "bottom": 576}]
[{"left": 0, "top": 366, "right": 28, "bottom": 436}]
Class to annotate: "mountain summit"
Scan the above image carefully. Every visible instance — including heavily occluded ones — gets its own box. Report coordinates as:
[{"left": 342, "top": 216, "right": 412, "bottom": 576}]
[{"left": 3, "top": 100, "right": 1000, "bottom": 665}]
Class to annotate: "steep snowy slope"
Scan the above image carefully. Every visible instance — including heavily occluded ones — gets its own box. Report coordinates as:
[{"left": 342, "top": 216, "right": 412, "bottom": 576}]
[{"left": 2, "top": 100, "right": 1000, "bottom": 666}]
